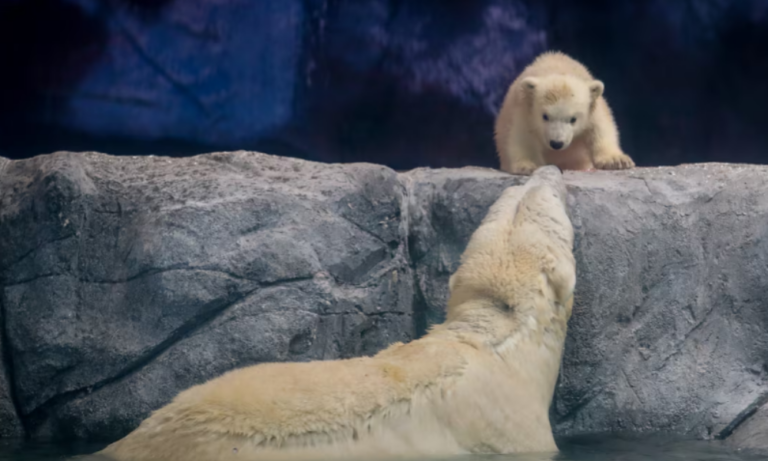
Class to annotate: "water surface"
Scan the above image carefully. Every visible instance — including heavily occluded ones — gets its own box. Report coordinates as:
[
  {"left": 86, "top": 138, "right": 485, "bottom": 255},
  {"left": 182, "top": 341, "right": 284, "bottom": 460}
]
[{"left": 0, "top": 436, "right": 763, "bottom": 461}]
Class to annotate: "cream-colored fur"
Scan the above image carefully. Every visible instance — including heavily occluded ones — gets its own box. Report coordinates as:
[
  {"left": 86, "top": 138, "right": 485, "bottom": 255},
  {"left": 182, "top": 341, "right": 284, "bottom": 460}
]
[
  {"left": 95, "top": 166, "right": 576, "bottom": 461},
  {"left": 495, "top": 50, "right": 635, "bottom": 175}
]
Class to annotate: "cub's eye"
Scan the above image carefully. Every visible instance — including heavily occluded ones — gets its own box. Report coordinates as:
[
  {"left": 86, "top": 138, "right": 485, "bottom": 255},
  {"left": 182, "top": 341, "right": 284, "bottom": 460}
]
[
  {"left": 570, "top": 117, "right": 577, "bottom": 124},
  {"left": 543, "top": 114, "right": 549, "bottom": 121}
]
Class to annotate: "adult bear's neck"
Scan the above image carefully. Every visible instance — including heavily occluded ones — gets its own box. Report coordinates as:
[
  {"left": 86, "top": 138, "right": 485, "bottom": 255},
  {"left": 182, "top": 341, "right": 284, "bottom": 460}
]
[{"left": 434, "top": 297, "right": 569, "bottom": 406}]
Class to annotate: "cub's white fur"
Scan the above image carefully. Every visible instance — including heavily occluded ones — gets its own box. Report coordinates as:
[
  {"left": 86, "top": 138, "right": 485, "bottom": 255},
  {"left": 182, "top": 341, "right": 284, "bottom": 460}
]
[{"left": 495, "top": 50, "right": 635, "bottom": 175}]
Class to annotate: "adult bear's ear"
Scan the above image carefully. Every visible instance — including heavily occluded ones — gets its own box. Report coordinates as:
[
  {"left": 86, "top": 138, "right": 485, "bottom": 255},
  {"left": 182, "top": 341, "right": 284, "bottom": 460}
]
[
  {"left": 589, "top": 80, "right": 604, "bottom": 101},
  {"left": 521, "top": 77, "right": 538, "bottom": 93}
]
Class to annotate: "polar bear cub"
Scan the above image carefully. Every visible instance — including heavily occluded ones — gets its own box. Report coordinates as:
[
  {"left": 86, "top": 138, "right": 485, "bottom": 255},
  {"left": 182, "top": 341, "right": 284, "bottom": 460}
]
[
  {"left": 495, "top": 50, "right": 636, "bottom": 175},
  {"left": 95, "top": 165, "right": 576, "bottom": 461}
]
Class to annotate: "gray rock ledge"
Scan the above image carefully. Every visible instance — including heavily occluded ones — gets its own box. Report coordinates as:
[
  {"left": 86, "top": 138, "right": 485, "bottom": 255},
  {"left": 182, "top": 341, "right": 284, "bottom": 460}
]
[{"left": 1, "top": 152, "right": 767, "bottom": 451}]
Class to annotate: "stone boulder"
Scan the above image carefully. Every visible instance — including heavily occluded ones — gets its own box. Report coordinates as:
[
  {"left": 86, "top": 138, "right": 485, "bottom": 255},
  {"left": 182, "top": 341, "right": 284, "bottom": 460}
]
[
  {"left": 406, "top": 164, "right": 768, "bottom": 444},
  {"left": 2, "top": 151, "right": 768, "bottom": 453},
  {"left": 0, "top": 151, "right": 413, "bottom": 440}
]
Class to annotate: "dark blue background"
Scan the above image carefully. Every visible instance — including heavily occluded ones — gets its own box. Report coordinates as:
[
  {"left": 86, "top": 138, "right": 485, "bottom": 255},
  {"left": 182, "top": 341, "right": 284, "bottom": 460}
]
[{"left": 1, "top": 0, "right": 766, "bottom": 170}]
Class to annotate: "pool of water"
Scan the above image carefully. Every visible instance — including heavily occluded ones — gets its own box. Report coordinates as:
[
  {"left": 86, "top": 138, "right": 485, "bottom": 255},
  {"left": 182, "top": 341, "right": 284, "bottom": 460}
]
[{"left": 0, "top": 436, "right": 764, "bottom": 461}]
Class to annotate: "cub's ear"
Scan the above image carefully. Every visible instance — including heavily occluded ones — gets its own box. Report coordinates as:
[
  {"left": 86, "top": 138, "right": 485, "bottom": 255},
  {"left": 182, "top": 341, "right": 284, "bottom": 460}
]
[
  {"left": 589, "top": 80, "right": 604, "bottom": 101},
  {"left": 521, "top": 77, "right": 538, "bottom": 92}
]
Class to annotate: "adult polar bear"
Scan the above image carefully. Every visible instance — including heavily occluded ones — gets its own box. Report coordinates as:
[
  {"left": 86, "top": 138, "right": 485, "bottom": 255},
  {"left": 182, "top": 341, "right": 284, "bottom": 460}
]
[{"left": 96, "top": 166, "right": 576, "bottom": 461}]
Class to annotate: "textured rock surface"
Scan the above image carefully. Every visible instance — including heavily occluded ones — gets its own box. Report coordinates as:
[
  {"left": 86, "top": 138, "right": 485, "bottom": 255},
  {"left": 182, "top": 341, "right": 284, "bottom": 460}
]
[
  {"left": 406, "top": 163, "right": 768, "bottom": 445},
  {"left": 0, "top": 151, "right": 413, "bottom": 440},
  {"left": 0, "top": 322, "right": 23, "bottom": 438},
  {"left": 2, "top": 151, "right": 768, "bottom": 451},
  {"left": 0, "top": 156, "right": 25, "bottom": 438},
  {"left": 556, "top": 165, "right": 768, "bottom": 441}
]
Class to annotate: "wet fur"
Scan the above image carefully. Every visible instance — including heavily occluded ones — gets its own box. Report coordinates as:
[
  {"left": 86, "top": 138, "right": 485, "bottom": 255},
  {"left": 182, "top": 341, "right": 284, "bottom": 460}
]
[{"left": 95, "top": 166, "right": 576, "bottom": 461}]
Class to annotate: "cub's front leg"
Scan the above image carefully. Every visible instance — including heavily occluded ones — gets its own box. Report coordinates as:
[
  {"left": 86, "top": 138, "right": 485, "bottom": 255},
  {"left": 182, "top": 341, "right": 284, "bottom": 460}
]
[
  {"left": 589, "top": 99, "right": 635, "bottom": 171},
  {"left": 500, "top": 138, "right": 544, "bottom": 176}
]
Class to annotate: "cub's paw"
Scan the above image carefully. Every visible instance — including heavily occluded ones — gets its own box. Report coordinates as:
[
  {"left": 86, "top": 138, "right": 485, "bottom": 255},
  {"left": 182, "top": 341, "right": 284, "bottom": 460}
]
[
  {"left": 508, "top": 161, "right": 539, "bottom": 176},
  {"left": 594, "top": 151, "right": 635, "bottom": 170}
]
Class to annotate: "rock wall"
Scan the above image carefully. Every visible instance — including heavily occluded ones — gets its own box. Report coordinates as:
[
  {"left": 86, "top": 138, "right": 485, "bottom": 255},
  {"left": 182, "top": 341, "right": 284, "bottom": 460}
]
[
  {"left": 407, "top": 164, "right": 768, "bottom": 445},
  {"left": 2, "top": 151, "right": 768, "bottom": 451},
  {"left": 0, "top": 151, "right": 414, "bottom": 440},
  {"left": 3, "top": 1, "right": 768, "bottom": 170}
]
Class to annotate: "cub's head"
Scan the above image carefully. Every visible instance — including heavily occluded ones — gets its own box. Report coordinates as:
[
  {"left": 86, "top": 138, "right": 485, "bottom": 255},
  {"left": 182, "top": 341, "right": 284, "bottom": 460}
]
[{"left": 520, "top": 75, "right": 604, "bottom": 151}]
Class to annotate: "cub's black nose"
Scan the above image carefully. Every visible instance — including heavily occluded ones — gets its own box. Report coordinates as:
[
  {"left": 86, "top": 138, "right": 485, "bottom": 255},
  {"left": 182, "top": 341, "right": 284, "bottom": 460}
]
[{"left": 550, "top": 140, "right": 564, "bottom": 150}]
